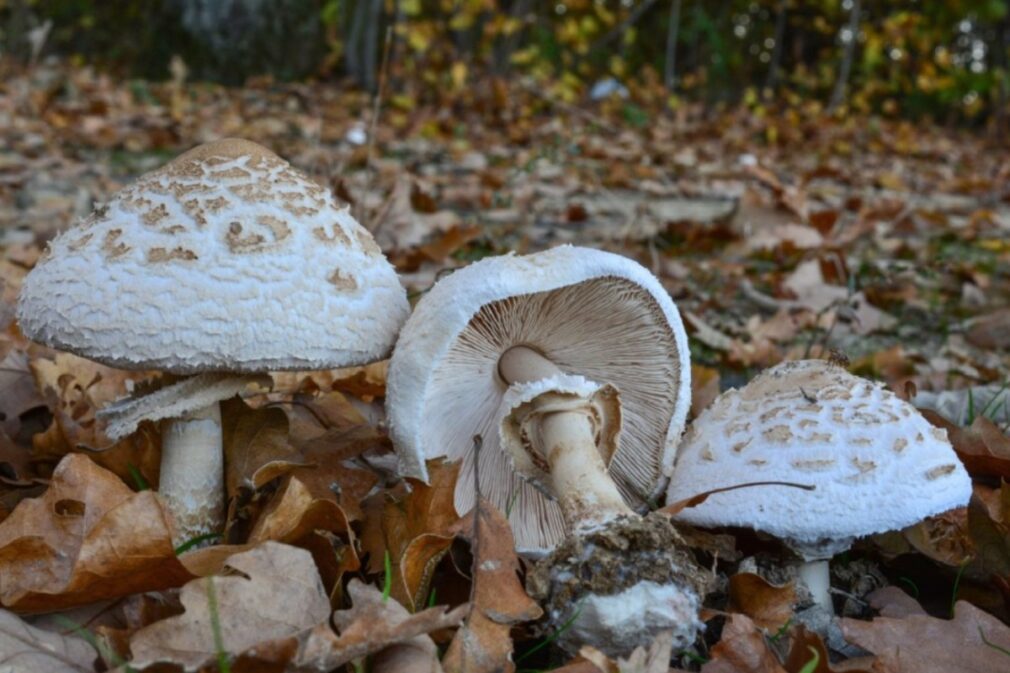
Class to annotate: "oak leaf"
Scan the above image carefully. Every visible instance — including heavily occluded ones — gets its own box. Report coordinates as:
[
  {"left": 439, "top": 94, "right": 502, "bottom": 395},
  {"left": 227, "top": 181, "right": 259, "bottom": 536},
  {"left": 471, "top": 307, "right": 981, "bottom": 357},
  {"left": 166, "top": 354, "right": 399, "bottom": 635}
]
[
  {"left": 442, "top": 497, "right": 543, "bottom": 673},
  {"left": 29, "top": 352, "right": 160, "bottom": 485},
  {"left": 129, "top": 541, "right": 330, "bottom": 671},
  {"left": 728, "top": 573, "right": 796, "bottom": 631},
  {"left": 0, "top": 453, "right": 192, "bottom": 612},
  {"left": 361, "top": 459, "right": 461, "bottom": 611},
  {"left": 0, "top": 608, "right": 96, "bottom": 672},
  {"left": 841, "top": 600, "right": 1010, "bottom": 673}
]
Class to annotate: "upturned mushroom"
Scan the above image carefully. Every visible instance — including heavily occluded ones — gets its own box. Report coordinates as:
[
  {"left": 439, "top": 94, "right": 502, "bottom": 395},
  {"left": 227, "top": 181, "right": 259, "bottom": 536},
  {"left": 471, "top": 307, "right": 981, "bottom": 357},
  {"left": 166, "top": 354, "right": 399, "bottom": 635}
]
[
  {"left": 387, "top": 246, "right": 707, "bottom": 655},
  {"left": 666, "top": 358, "right": 972, "bottom": 611},
  {"left": 17, "top": 138, "right": 409, "bottom": 543}
]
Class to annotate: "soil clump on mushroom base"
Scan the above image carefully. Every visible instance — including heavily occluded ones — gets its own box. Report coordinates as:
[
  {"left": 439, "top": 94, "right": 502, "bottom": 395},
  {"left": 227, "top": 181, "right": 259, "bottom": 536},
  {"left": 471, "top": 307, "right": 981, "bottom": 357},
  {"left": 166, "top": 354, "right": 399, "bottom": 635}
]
[{"left": 527, "top": 513, "right": 711, "bottom": 656}]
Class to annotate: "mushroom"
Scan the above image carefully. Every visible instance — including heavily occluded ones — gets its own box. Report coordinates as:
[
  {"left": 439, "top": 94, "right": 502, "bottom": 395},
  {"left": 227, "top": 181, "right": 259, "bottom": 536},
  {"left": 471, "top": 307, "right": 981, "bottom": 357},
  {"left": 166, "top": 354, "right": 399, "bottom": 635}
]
[
  {"left": 387, "top": 246, "right": 707, "bottom": 655},
  {"left": 666, "top": 358, "right": 972, "bottom": 612},
  {"left": 17, "top": 138, "right": 409, "bottom": 543}
]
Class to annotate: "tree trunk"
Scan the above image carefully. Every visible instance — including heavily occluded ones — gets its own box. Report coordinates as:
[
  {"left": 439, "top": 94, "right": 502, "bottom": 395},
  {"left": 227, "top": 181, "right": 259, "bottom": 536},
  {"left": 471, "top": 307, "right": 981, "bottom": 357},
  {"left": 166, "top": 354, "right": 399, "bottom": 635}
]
[
  {"left": 345, "top": 0, "right": 366, "bottom": 84},
  {"left": 765, "top": 0, "right": 787, "bottom": 91},
  {"left": 664, "top": 0, "right": 683, "bottom": 90},
  {"left": 829, "top": 0, "right": 861, "bottom": 110},
  {"left": 361, "top": 0, "right": 383, "bottom": 91}
]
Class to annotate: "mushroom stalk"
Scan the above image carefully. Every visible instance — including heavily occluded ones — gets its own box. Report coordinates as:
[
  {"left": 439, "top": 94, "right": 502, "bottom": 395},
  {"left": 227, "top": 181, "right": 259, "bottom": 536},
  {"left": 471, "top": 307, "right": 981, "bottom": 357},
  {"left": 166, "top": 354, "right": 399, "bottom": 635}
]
[
  {"left": 499, "top": 346, "right": 634, "bottom": 530},
  {"left": 160, "top": 403, "right": 226, "bottom": 545},
  {"left": 797, "top": 559, "right": 832, "bottom": 612}
]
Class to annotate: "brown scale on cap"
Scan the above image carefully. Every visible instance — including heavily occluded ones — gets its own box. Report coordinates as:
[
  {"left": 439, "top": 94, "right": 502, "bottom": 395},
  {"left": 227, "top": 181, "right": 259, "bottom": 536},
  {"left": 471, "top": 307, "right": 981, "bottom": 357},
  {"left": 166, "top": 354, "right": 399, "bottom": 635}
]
[
  {"left": 314, "top": 226, "right": 353, "bottom": 246},
  {"left": 148, "top": 247, "right": 198, "bottom": 263}
]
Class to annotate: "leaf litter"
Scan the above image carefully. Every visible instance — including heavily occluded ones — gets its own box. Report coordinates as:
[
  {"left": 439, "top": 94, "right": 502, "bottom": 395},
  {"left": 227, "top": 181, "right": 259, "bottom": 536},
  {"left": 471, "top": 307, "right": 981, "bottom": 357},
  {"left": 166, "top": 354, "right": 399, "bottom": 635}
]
[{"left": 0, "top": 59, "right": 1009, "bottom": 671}]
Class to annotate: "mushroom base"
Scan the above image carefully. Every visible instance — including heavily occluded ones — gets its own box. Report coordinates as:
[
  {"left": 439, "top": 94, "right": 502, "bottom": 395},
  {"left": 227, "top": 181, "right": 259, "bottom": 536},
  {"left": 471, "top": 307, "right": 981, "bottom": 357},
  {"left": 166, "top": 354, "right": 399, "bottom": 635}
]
[{"left": 527, "top": 513, "right": 710, "bottom": 657}]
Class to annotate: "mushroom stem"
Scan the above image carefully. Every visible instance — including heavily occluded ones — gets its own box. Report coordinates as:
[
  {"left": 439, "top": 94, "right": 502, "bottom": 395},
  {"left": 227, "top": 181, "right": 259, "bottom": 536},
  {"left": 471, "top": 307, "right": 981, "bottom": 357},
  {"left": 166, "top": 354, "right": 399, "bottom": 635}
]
[
  {"left": 500, "top": 346, "right": 634, "bottom": 531},
  {"left": 160, "top": 403, "right": 226, "bottom": 545},
  {"left": 797, "top": 559, "right": 832, "bottom": 612}
]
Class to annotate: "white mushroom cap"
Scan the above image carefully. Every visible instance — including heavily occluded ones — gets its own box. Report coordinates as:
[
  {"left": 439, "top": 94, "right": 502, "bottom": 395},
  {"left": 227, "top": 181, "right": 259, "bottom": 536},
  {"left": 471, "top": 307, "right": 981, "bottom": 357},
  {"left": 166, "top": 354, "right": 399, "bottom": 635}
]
[
  {"left": 667, "top": 359, "right": 972, "bottom": 559},
  {"left": 17, "top": 139, "right": 408, "bottom": 373},
  {"left": 387, "top": 246, "right": 691, "bottom": 554}
]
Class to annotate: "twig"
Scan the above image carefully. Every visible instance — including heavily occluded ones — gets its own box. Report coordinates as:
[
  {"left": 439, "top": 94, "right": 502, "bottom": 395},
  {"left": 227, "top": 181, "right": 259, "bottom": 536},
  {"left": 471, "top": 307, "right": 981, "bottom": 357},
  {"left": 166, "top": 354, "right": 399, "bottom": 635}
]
[{"left": 362, "top": 25, "right": 394, "bottom": 230}]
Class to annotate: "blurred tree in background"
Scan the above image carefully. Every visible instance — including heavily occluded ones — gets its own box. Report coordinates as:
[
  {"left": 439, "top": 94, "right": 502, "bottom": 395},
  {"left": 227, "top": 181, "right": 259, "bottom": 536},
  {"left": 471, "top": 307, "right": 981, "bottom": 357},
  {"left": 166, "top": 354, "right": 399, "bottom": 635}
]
[{"left": 1, "top": 0, "right": 1008, "bottom": 123}]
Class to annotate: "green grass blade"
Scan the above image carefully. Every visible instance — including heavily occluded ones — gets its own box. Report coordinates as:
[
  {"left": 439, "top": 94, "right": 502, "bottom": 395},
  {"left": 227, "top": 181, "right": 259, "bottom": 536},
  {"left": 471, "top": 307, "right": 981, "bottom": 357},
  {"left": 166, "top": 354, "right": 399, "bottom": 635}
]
[
  {"left": 206, "top": 577, "right": 231, "bottom": 673},
  {"left": 174, "top": 532, "right": 222, "bottom": 555},
  {"left": 382, "top": 549, "right": 393, "bottom": 603}
]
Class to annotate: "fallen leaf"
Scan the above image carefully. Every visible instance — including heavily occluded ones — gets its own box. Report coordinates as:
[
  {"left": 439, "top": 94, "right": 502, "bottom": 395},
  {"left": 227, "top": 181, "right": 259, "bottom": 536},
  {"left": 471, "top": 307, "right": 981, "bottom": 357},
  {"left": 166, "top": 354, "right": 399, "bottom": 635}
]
[
  {"left": 0, "top": 608, "right": 96, "bottom": 672},
  {"left": 442, "top": 497, "right": 543, "bottom": 673},
  {"left": 0, "top": 454, "right": 192, "bottom": 612},
  {"left": 222, "top": 397, "right": 306, "bottom": 500},
  {"left": 290, "top": 579, "right": 467, "bottom": 670},
  {"left": 728, "top": 573, "right": 796, "bottom": 631},
  {"left": 361, "top": 459, "right": 461, "bottom": 611},
  {"left": 782, "top": 624, "right": 872, "bottom": 673},
  {"left": 0, "top": 340, "right": 46, "bottom": 444},
  {"left": 701, "top": 613, "right": 786, "bottom": 673},
  {"left": 902, "top": 506, "right": 973, "bottom": 567},
  {"left": 129, "top": 541, "right": 330, "bottom": 670},
  {"left": 690, "top": 364, "right": 721, "bottom": 419},
  {"left": 865, "top": 586, "right": 927, "bottom": 618},
  {"left": 29, "top": 352, "right": 160, "bottom": 485},
  {"left": 966, "top": 308, "right": 1010, "bottom": 350},
  {"left": 841, "top": 600, "right": 1010, "bottom": 673},
  {"left": 931, "top": 414, "right": 1010, "bottom": 481},
  {"left": 578, "top": 631, "right": 685, "bottom": 673},
  {"left": 293, "top": 425, "right": 383, "bottom": 520}
]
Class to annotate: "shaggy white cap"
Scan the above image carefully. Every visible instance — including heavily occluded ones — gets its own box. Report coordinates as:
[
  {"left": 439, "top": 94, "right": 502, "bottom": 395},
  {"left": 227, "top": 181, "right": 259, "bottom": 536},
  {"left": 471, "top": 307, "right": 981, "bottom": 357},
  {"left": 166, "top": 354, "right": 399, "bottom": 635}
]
[
  {"left": 17, "top": 138, "right": 408, "bottom": 373},
  {"left": 667, "top": 359, "right": 972, "bottom": 559},
  {"left": 387, "top": 246, "right": 691, "bottom": 554}
]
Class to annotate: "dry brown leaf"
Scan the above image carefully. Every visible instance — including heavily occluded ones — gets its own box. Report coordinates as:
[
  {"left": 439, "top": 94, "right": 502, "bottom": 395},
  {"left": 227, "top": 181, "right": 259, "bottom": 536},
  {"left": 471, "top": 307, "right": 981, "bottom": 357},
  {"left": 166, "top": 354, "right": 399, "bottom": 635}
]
[
  {"left": 936, "top": 413, "right": 1010, "bottom": 481},
  {"left": 0, "top": 453, "right": 192, "bottom": 612},
  {"left": 129, "top": 541, "right": 330, "bottom": 670},
  {"left": 287, "top": 579, "right": 467, "bottom": 671},
  {"left": 578, "top": 631, "right": 688, "bottom": 673},
  {"left": 966, "top": 308, "right": 1010, "bottom": 350},
  {"left": 293, "top": 425, "right": 383, "bottom": 520},
  {"left": 283, "top": 391, "right": 370, "bottom": 444},
  {"left": 442, "top": 497, "right": 543, "bottom": 673},
  {"left": 840, "top": 600, "right": 1010, "bottom": 673},
  {"left": 901, "top": 506, "right": 973, "bottom": 567},
  {"left": 0, "top": 427, "right": 35, "bottom": 485},
  {"left": 0, "top": 608, "right": 96, "bottom": 672},
  {"left": 967, "top": 489, "right": 1010, "bottom": 582},
  {"left": 728, "top": 573, "right": 796, "bottom": 631},
  {"left": 29, "top": 352, "right": 160, "bottom": 485},
  {"left": 690, "top": 364, "right": 721, "bottom": 419},
  {"left": 375, "top": 174, "right": 463, "bottom": 252},
  {"left": 782, "top": 625, "right": 872, "bottom": 673},
  {"left": 222, "top": 397, "right": 306, "bottom": 500},
  {"left": 865, "top": 586, "right": 927, "bottom": 619},
  {"left": 701, "top": 613, "right": 787, "bottom": 673},
  {"left": 0, "top": 338, "right": 46, "bottom": 444},
  {"left": 361, "top": 459, "right": 461, "bottom": 610}
]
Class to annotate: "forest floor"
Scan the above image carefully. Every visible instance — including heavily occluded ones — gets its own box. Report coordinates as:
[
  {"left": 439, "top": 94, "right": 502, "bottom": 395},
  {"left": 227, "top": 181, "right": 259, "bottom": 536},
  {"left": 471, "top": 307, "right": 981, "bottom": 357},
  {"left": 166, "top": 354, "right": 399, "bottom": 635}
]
[{"left": 1, "top": 60, "right": 1010, "bottom": 672}]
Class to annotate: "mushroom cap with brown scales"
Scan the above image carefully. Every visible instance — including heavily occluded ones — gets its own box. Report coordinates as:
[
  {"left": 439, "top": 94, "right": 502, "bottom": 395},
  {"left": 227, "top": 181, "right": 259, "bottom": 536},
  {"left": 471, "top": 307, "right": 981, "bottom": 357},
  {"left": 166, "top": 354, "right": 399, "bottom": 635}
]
[
  {"left": 17, "top": 138, "right": 408, "bottom": 374},
  {"left": 666, "top": 359, "right": 972, "bottom": 559},
  {"left": 387, "top": 246, "right": 692, "bottom": 555}
]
